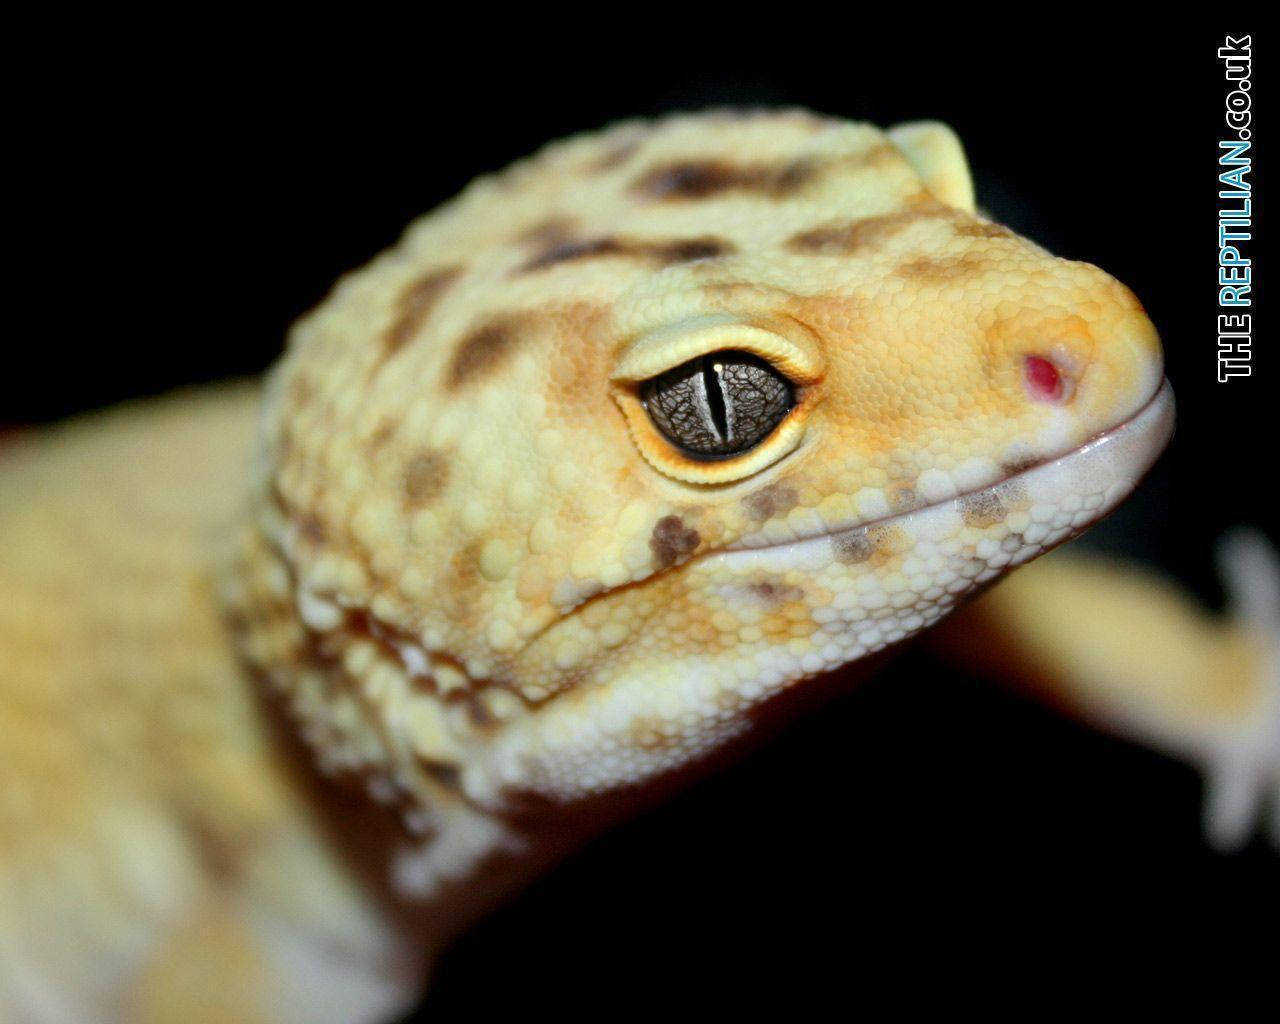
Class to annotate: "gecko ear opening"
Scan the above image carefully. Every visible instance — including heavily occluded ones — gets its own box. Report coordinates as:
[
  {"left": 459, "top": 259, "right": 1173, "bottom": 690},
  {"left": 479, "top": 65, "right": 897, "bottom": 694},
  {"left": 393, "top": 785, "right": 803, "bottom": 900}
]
[{"left": 887, "top": 121, "right": 976, "bottom": 212}]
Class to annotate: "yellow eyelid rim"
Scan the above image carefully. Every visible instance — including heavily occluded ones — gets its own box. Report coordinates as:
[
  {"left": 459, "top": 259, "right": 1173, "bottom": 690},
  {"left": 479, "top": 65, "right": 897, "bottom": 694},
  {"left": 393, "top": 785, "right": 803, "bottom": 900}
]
[{"left": 610, "top": 317, "right": 824, "bottom": 386}]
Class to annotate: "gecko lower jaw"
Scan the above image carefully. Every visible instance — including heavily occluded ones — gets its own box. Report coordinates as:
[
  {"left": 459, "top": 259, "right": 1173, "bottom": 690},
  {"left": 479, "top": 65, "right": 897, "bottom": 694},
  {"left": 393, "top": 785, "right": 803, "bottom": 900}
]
[{"left": 718, "top": 378, "right": 1175, "bottom": 569}]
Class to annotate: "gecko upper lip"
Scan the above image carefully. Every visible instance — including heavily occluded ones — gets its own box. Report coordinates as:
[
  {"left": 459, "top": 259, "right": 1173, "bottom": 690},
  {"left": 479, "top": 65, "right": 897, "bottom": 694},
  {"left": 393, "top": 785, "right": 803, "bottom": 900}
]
[{"left": 720, "top": 378, "right": 1175, "bottom": 560}]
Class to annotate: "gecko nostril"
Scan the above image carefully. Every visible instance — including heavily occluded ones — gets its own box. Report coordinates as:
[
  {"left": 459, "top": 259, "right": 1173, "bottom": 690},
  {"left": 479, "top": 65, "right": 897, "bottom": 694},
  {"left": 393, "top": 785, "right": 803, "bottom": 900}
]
[{"left": 1024, "top": 354, "right": 1072, "bottom": 403}]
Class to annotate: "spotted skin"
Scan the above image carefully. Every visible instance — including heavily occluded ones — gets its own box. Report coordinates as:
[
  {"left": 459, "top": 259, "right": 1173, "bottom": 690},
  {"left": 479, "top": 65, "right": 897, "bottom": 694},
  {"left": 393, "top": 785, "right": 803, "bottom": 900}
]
[
  {"left": 384, "top": 266, "right": 466, "bottom": 359},
  {"left": 1, "top": 112, "right": 1173, "bottom": 1023}
]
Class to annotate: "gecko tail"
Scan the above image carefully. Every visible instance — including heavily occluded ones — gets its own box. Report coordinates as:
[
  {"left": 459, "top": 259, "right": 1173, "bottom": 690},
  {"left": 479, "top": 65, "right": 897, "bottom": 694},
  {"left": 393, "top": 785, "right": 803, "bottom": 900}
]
[{"left": 1203, "top": 528, "right": 1280, "bottom": 852}]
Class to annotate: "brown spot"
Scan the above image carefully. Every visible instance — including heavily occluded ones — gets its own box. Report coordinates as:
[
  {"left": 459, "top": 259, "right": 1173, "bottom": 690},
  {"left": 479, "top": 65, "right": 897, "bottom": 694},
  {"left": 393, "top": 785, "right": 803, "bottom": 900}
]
[
  {"left": 654, "top": 237, "right": 734, "bottom": 263},
  {"left": 296, "top": 512, "right": 326, "bottom": 545},
  {"left": 592, "top": 138, "right": 642, "bottom": 172},
  {"left": 521, "top": 236, "right": 625, "bottom": 271},
  {"left": 384, "top": 266, "right": 464, "bottom": 356},
  {"left": 518, "top": 234, "right": 732, "bottom": 274},
  {"left": 446, "top": 315, "right": 526, "bottom": 388},
  {"left": 410, "top": 650, "right": 472, "bottom": 696},
  {"left": 748, "top": 579, "right": 802, "bottom": 605},
  {"left": 832, "top": 528, "right": 875, "bottom": 564},
  {"left": 954, "top": 219, "right": 1015, "bottom": 240},
  {"left": 419, "top": 760, "right": 462, "bottom": 791},
  {"left": 743, "top": 483, "right": 799, "bottom": 521},
  {"left": 633, "top": 158, "right": 817, "bottom": 201},
  {"left": 403, "top": 450, "right": 448, "bottom": 506},
  {"left": 438, "top": 541, "right": 483, "bottom": 621},
  {"left": 650, "top": 515, "right": 700, "bottom": 569},
  {"left": 960, "top": 489, "right": 1006, "bottom": 528},
  {"left": 787, "top": 201, "right": 953, "bottom": 255},
  {"left": 749, "top": 580, "right": 781, "bottom": 603},
  {"left": 895, "top": 252, "right": 991, "bottom": 282},
  {"left": 1002, "top": 456, "right": 1041, "bottom": 475},
  {"left": 635, "top": 160, "right": 735, "bottom": 200},
  {"left": 465, "top": 694, "right": 496, "bottom": 728},
  {"left": 366, "top": 418, "right": 399, "bottom": 452},
  {"left": 774, "top": 159, "right": 818, "bottom": 192},
  {"left": 187, "top": 818, "right": 250, "bottom": 883},
  {"left": 518, "top": 216, "right": 578, "bottom": 248}
]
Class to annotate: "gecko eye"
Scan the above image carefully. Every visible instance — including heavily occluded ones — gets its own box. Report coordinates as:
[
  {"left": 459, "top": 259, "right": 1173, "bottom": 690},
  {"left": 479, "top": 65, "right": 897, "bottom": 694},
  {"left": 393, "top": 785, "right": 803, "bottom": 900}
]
[{"left": 641, "top": 351, "right": 795, "bottom": 459}]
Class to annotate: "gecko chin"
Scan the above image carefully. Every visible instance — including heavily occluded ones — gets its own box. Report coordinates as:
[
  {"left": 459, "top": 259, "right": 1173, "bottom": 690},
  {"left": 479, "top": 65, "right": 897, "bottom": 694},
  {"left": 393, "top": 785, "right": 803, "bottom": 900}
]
[{"left": 467, "top": 380, "right": 1174, "bottom": 810}]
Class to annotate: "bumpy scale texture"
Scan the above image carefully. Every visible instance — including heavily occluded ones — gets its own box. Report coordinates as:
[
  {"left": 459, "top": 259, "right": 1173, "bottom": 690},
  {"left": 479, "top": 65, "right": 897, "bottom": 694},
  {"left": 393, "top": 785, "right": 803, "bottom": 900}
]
[{"left": 228, "top": 111, "right": 1167, "bottom": 893}]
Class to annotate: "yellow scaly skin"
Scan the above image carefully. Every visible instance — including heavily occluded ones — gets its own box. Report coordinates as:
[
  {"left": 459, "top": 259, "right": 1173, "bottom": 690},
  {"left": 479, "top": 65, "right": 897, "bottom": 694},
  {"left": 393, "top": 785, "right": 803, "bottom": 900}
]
[
  {"left": 1, "top": 388, "right": 431, "bottom": 1023},
  {"left": 1, "top": 111, "right": 1172, "bottom": 1022}
]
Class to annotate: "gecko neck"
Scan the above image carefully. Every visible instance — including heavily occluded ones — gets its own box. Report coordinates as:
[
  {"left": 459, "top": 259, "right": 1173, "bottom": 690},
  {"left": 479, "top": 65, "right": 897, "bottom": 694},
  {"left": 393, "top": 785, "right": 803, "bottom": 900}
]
[{"left": 223, "top": 483, "right": 893, "bottom": 949}]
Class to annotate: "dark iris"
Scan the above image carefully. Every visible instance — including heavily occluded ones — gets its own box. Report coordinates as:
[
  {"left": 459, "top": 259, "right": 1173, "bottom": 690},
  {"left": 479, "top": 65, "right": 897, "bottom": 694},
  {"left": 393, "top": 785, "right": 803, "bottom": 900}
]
[{"left": 641, "top": 350, "right": 795, "bottom": 458}]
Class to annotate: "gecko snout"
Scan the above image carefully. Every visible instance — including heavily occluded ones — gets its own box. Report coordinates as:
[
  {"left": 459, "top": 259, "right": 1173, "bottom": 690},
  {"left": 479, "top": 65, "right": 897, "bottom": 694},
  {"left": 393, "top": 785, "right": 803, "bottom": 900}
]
[{"left": 995, "top": 259, "right": 1167, "bottom": 462}]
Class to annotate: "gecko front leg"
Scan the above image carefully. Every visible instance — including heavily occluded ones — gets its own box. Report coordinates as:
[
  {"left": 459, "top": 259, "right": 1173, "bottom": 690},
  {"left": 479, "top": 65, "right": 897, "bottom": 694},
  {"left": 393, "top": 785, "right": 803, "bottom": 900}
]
[{"left": 929, "top": 530, "right": 1280, "bottom": 851}]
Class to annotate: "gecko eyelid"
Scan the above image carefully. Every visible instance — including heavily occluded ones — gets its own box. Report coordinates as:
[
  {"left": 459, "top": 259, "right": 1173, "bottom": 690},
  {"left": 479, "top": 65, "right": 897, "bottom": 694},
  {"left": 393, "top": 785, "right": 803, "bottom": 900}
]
[{"left": 640, "top": 350, "right": 795, "bottom": 459}]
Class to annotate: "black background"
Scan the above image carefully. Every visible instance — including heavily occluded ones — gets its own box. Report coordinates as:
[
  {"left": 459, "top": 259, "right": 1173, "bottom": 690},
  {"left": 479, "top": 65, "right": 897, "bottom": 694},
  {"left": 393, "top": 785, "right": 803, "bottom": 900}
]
[{"left": 13, "top": 20, "right": 1276, "bottom": 1010}]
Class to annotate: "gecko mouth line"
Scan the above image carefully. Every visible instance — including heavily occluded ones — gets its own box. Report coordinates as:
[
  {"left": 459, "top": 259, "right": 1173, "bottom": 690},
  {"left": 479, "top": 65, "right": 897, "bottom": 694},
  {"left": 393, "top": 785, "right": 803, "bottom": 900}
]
[
  {"left": 718, "top": 378, "right": 1175, "bottom": 565},
  {"left": 486, "top": 380, "right": 1172, "bottom": 661}
]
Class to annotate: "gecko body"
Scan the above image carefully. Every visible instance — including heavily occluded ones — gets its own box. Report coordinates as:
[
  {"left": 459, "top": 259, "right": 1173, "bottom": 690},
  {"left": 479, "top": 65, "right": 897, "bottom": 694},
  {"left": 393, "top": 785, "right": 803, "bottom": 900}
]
[{"left": 2, "top": 112, "right": 1173, "bottom": 1022}]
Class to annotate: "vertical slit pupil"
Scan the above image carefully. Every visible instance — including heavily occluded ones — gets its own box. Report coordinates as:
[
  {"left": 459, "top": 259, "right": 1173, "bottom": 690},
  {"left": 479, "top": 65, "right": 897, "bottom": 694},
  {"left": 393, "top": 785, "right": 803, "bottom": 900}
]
[{"left": 702, "top": 357, "right": 729, "bottom": 441}]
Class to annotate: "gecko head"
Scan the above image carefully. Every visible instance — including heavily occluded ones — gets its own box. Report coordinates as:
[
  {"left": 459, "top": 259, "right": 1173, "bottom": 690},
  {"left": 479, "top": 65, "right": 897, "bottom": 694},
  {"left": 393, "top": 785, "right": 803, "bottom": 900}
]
[
  {"left": 235, "top": 114, "right": 1173, "bottom": 851},
  {"left": 467, "top": 223, "right": 1172, "bottom": 808}
]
